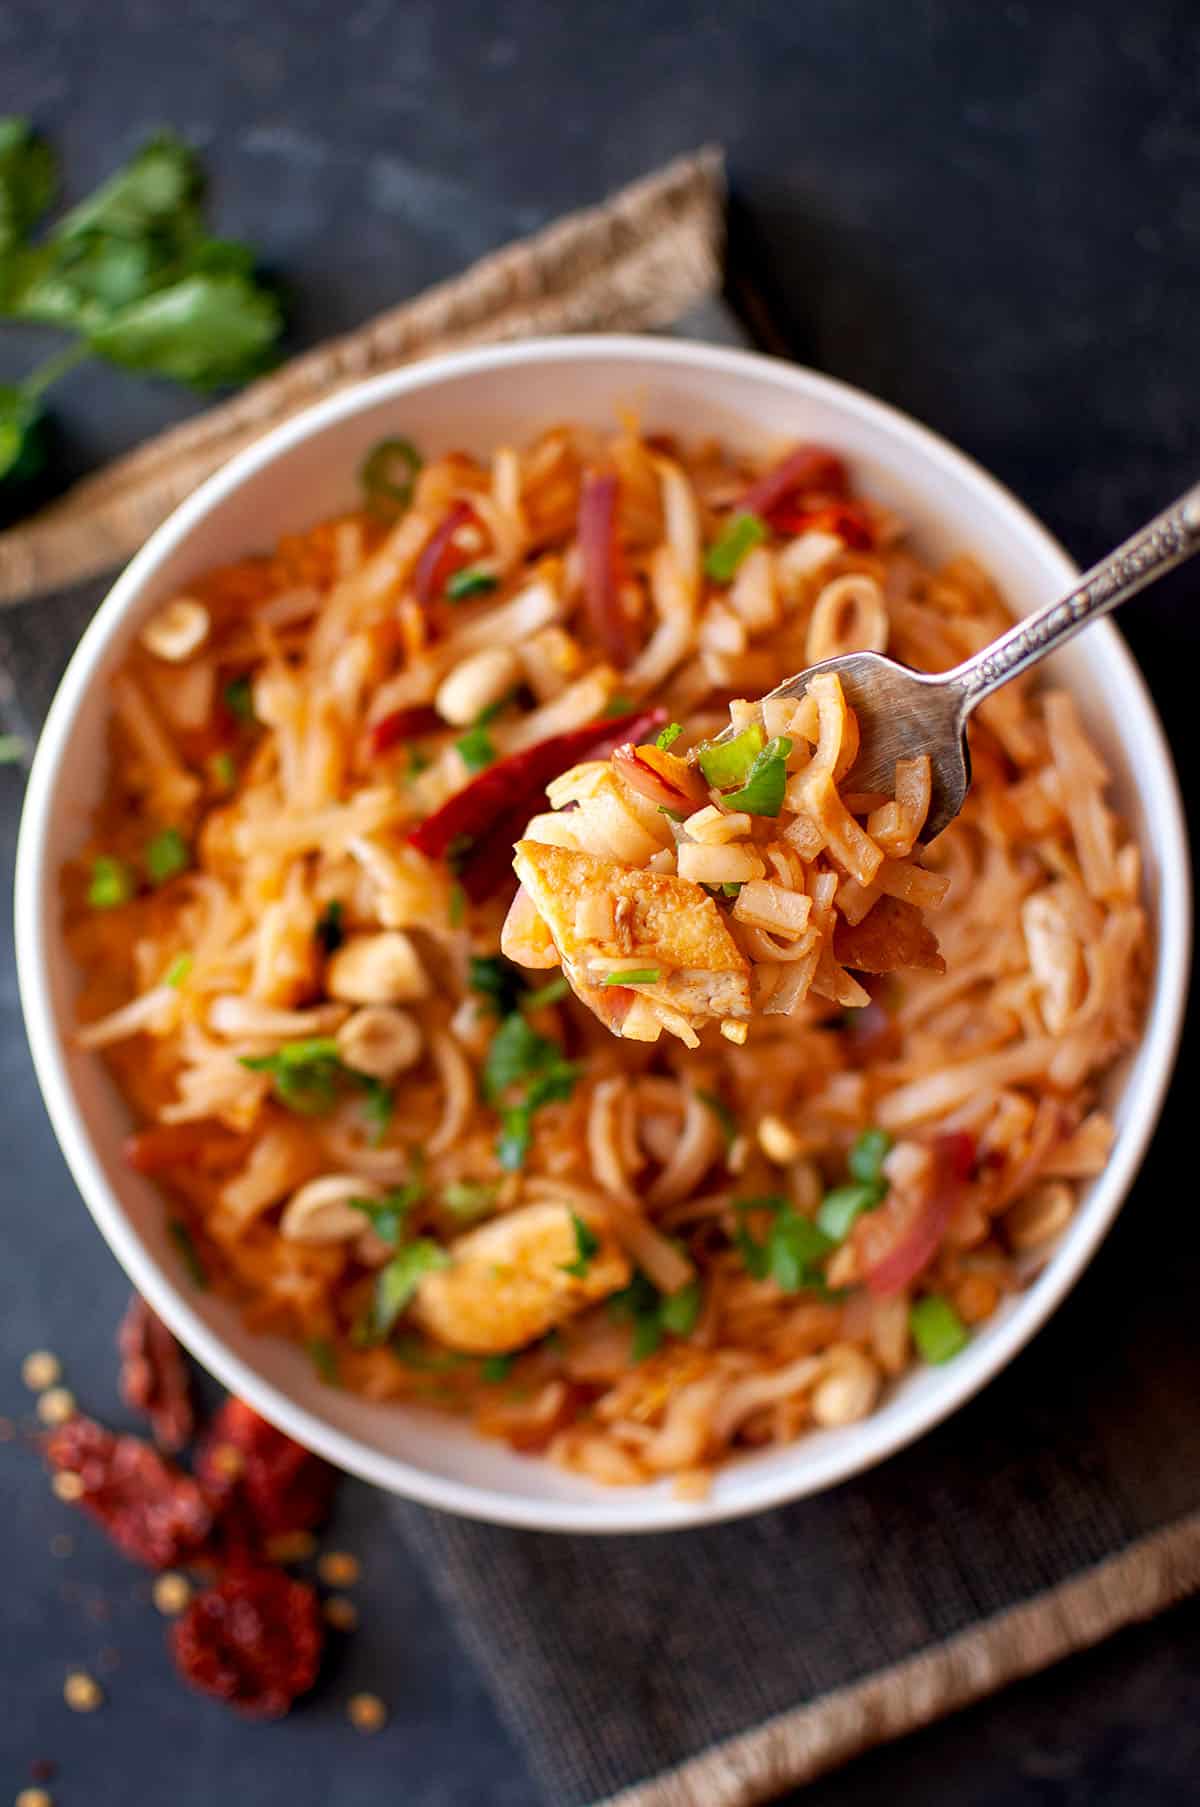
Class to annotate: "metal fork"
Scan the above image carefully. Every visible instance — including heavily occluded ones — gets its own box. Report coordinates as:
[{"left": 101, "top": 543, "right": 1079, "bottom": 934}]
[{"left": 747, "top": 480, "right": 1200, "bottom": 841}]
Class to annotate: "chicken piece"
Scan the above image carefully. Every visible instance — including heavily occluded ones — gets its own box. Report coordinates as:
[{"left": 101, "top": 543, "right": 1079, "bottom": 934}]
[
  {"left": 509, "top": 841, "right": 753, "bottom": 1026},
  {"left": 409, "top": 1201, "right": 630, "bottom": 1355}
]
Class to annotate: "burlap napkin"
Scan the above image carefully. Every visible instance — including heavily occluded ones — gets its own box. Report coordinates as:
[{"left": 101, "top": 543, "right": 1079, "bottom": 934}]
[{"left": 3, "top": 151, "right": 1196, "bottom": 1807}]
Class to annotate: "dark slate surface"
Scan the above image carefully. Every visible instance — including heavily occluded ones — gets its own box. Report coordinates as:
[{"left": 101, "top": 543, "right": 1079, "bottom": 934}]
[{"left": 2, "top": 2, "right": 1199, "bottom": 1803}]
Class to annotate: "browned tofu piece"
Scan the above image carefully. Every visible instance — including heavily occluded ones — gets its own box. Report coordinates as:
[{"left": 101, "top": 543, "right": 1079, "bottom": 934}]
[
  {"left": 833, "top": 895, "right": 945, "bottom": 974},
  {"left": 511, "top": 840, "right": 751, "bottom": 1021}
]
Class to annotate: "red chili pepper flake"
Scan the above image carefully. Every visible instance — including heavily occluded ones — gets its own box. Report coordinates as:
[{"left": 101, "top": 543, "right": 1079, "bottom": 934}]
[
  {"left": 768, "top": 498, "right": 875, "bottom": 550},
  {"left": 367, "top": 703, "right": 444, "bottom": 758},
  {"left": 171, "top": 1565, "right": 323, "bottom": 1719},
  {"left": 414, "top": 501, "right": 478, "bottom": 607},
  {"left": 44, "top": 1416, "right": 212, "bottom": 1570},
  {"left": 118, "top": 1296, "right": 194, "bottom": 1453},
  {"left": 196, "top": 1399, "right": 334, "bottom": 1548}
]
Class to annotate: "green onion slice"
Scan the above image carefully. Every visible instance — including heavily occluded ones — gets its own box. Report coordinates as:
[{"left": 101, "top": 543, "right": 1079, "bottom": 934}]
[
  {"left": 446, "top": 567, "right": 498, "bottom": 600},
  {"left": 910, "top": 1295, "right": 969, "bottom": 1364},
  {"left": 697, "top": 721, "right": 765, "bottom": 789},
  {"left": 725, "top": 736, "right": 792, "bottom": 817},
  {"left": 704, "top": 511, "right": 768, "bottom": 582},
  {"left": 360, "top": 436, "right": 421, "bottom": 515},
  {"left": 88, "top": 855, "right": 134, "bottom": 910},
  {"left": 599, "top": 968, "right": 660, "bottom": 986}
]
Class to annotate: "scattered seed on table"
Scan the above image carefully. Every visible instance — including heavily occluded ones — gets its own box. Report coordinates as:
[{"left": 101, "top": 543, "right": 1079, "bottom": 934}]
[
  {"left": 318, "top": 1551, "right": 360, "bottom": 1587},
  {"left": 37, "top": 1389, "right": 76, "bottom": 1427},
  {"left": 22, "top": 1351, "right": 61, "bottom": 1392},
  {"left": 153, "top": 1573, "right": 192, "bottom": 1616},
  {"left": 52, "top": 1472, "right": 84, "bottom": 1503},
  {"left": 63, "top": 1671, "right": 103, "bottom": 1712},
  {"left": 323, "top": 1595, "right": 358, "bottom": 1631},
  {"left": 346, "top": 1692, "right": 387, "bottom": 1733}
]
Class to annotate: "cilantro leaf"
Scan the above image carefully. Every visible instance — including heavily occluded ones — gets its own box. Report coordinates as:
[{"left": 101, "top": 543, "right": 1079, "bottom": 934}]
[
  {"left": 656, "top": 721, "right": 683, "bottom": 750},
  {"left": 468, "top": 954, "right": 524, "bottom": 1018},
  {"left": 480, "top": 1353, "right": 514, "bottom": 1383},
  {"left": 241, "top": 1037, "right": 345, "bottom": 1115},
  {"left": 373, "top": 1240, "right": 450, "bottom": 1337},
  {"left": 346, "top": 1182, "right": 419, "bottom": 1247},
  {"left": 481, "top": 1012, "right": 555, "bottom": 1101},
  {"left": 87, "top": 270, "right": 281, "bottom": 390},
  {"left": 607, "top": 1267, "right": 702, "bottom": 1361},
  {"left": 733, "top": 1194, "right": 833, "bottom": 1291},
  {"left": 455, "top": 723, "right": 495, "bottom": 773},
  {"left": 359, "top": 1078, "right": 393, "bottom": 1145},
  {"left": 0, "top": 118, "right": 56, "bottom": 254},
  {"left": 561, "top": 1212, "right": 600, "bottom": 1278}
]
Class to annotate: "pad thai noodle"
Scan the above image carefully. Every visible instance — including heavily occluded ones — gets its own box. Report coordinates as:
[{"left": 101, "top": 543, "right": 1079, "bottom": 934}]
[{"left": 63, "top": 423, "right": 1146, "bottom": 1492}]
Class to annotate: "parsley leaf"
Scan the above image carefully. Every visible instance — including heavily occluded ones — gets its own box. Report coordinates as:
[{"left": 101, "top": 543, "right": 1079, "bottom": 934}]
[{"left": 561, "top": 1212, "right": 600, "bottom": 1278}]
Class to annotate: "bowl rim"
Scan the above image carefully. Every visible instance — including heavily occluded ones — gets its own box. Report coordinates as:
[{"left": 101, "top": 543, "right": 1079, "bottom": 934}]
[{"left": 14, "top": 333, "right": 1192, "bottom": 1533}]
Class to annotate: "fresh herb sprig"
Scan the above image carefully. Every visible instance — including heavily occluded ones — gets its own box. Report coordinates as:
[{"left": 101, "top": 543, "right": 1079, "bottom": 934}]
[{"left": 0, "top": 121, "right": 283, "bottom": 506}]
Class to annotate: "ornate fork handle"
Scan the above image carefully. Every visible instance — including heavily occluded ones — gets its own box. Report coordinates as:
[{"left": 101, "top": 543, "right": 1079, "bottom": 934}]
[{"left": 952, "top": 480, "right": 1200, "bottom": 709}]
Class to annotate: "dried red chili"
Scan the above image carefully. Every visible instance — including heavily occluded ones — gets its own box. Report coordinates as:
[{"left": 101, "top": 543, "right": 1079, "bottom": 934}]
[
  {"left": 196, "top": 1399, "right": 334, "bottom": 1547},
  {"left": 171, "top": 1564, "right": 323, "bottom": 1718},
  {"left": 44, "top": 1415, "right": 212, "bottom": 1569},
  {"left": 118, "top": 1296, "right": 195, "bottom": 1453},
  {"left": 408, "top": 703, "right": 666, "bottom": 901}
]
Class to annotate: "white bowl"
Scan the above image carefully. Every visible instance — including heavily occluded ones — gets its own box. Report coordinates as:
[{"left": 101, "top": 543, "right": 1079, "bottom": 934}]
[{"left": 15, "top": 336, "right": 1190, "bottom": 1532}]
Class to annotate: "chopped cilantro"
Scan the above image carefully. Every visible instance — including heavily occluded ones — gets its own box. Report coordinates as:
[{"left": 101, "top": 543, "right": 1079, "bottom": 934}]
[
  {"left": 307, "top": 1337, "right": 339, "bottom": 1383},
  {"left": 241, "top": 1037, "right": 345, "bottom": 1115},
  {"left": 347, "top": 1178, "right": 421, "bottom": 1246},
  {"left": 721, "top": 881, "right": 743, "bottom": 898},
  {"left": 315, "top": 899, "right": 344, "bottom": 955},
  {"left": 223, "top": 673, "right": 255, "bottom": 723},
  {"left": 360, "top": 1078, "right": 394, "bottom": 1145},
  {"left": 446, "top": 566, "right": 498, "bottom": 600},
  {"left": 734, "top": 1194, "right": 833, "bottom": 1291},
  {"left": 608, "top": 1266, "right": 702, "bottom": 1361},
  {"left": 145, "top": 825, "right": 190, "bottom": 885},
  {"left": 455, "top": 724, "right": 496, "bottom": 773},
  {"left": 167, "top": 1217, "right": 207, "bottom": 1288},
  {"left": 484, "top": 1007, "right": 578, "bottom": 1170},
  {"left": 816, "top": 1181, "right": 885, "bottom": 1243},
  {"left": 373, "top": 1239, "right": 450, "bottom": 1336},
  {"left": 561, "top": 1212, "right": 600, "bottom": 1278},
  {"left": 208, "top": 748, "right": 237, "bottom": 789},
  {"left": 480, "top": 1353, "right": 514, "bottom": 1383},
  {"left": 656, "top": 721, "right": 684, "bottom": 751},
  {"left": 468, "top": 954, "right": 524, "bottom": 1017},
  {"left": 88, "top": 854, "right": 134, "bottom": 909},
  {"left": 848, "top": 1126, "right": 893, "bottom": 1185}
]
